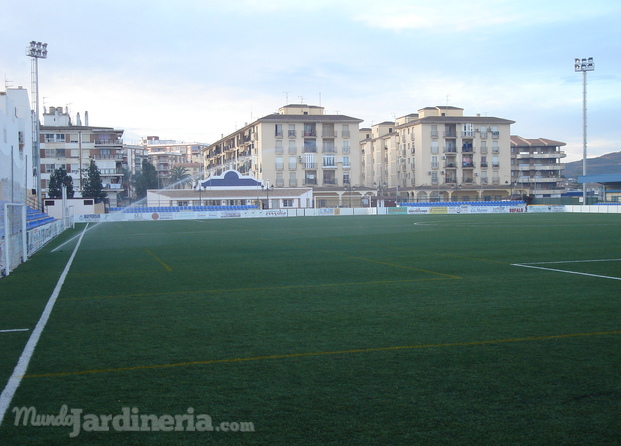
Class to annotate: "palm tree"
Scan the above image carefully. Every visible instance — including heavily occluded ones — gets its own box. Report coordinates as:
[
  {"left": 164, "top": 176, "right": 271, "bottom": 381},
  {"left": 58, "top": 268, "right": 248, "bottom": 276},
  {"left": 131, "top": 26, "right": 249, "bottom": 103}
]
[{"left": 167, "top": 166, "right": 192, "bottom": 189}]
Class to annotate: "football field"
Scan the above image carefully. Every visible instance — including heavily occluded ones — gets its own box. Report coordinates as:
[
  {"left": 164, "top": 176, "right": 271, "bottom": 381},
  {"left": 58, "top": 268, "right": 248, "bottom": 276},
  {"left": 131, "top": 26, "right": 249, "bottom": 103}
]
[{"left": 0, "top": 213, "right": 620, "bottom": 445}]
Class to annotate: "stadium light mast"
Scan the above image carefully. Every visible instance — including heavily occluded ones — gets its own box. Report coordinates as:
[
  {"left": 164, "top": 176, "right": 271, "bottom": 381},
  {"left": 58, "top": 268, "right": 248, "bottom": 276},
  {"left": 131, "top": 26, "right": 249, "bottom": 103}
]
[
  {"left": 26, "top": 41, "right": 48, "bottom": 210},
  {"left": 574, "top": 57, "right": 594, "bottom": 206}
]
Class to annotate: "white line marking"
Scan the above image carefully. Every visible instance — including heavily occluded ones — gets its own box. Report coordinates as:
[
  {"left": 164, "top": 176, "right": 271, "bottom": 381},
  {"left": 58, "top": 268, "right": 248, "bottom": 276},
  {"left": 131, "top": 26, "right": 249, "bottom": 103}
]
[
  {"left": 0, "top": 329, "right": 29, "bottom": 333},
  {"left": 512, "top": 263, "right": 621, "bottom": 281},
  {"left": 519, "top": 259, "right": 621, "bottom": 265},
  {"left": 0, "top": 223, "right": 89, "bottom": 426},
  {"left": 51, "top": 223, "right": 97, "bottom": 253}
]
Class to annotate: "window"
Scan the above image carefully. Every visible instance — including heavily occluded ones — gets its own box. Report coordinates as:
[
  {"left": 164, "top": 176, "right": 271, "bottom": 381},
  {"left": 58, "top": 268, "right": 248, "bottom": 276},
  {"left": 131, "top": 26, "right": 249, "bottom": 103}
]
[
  {"left": 289, "top": 157, "right": 297, "bottom": 169},
  {"left": 431, "top": 141, "right": 438, "bottom": 154},
  {"left": 98, "top": 149, "right": 111, "bottom": 159},
  {"left": 276, "top": 172, "right": 284, "bottom": 186},
  {"left": 431, "top": 156, "right": 439, "bottom": 169},
  {"left": 492, "top": 141, "right": 499, "bottom": 153},
  {"left": 275, "top": 156, "right": 283, "bottom": 170},
  {"left": 289, "top": 172, "right": 297, "bottom": 187},
  {"left": 343, "top": 172, "right": 350, "bottom": 185},
  {"left": 342, "top": 124, "right": 350, "bottom": 138},
  {"left": 342, "top": 140, "right": 350, "bottom": 153},
  {"left": 431, "top": 171, "right": 438, "bottom": 184},
  {"left": 479, "top": 126, "right": 488, "bottom": 138},
  {"left": 288, "top": 140, "right": 296, "bottom": 154},
  {"left": 342, "top": 156, "right": 350, "bottom": 168},
  {"left": 323, "top": 140, "right": 335, "bottom": 153},
  {"left": 431, "top": 125, "right": 438, "bottom": 138},
  {"left": 481, "top": 156, "right": 488, "bottom": 168},
  {"left": 304, "top": 153, "right": 316, "bottom": 169},
  {"left": 303, "top": 123, "right": 316, "bottom": 137},
  {"left": 45, "top": 149, "right": 56, "bottom": 158},
  {"left": 305, "top": 170, "right": 317, "bottom": 185},
  {"left": 492, "top": 156, "right": 499, "bottom": 168},
  {"left": 283, "top": 199, "right": 293, "bottom": 207},
  {"left": 323, "top": 170, "right": 336, "bottom": 185},
  {"left": 288, "top": 124, "right": 296, "bottom": 138},
  {"left": 275, "top": 124, "right": 283, "bottom": 137},
  {"left": 304, "top": 139, "right": 317, "bottom": 153},
  {"left": 323, "top": 154, "right": 335, "bottom": 167},
  {"left": 480, "top": 141, "right": 487, "bottom": 154},
  {"left": 275, "top": 140, "right": 283, "bottom": 155}
]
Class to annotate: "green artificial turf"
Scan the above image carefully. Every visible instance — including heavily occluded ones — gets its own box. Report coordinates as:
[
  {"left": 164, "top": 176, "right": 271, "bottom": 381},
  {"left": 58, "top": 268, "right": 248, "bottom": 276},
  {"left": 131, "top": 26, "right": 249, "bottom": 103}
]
[{"left": 0, "top": 213, "right": 620, "bottom": 445}]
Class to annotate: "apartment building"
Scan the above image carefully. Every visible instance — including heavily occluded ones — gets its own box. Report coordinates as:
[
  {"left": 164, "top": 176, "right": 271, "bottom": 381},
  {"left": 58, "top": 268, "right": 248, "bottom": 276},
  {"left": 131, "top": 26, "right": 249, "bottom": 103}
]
[
  {"left": 143, "top": 137, "right": 207, "bottom": 183},
  {"left": 203, "top": 104, "right": 363, "bottom": 207},
  {"left": 510, "top": 136, "right": 566, "bottom": 198},
  {"left": 39, "top": 106, "right": 144, "bottom": 206},
  {"left": 361, "top": 106, "right": 517, "bottom": 202},
  {"left": 0, "top": 87, "right": 32, "bottom": 204}
]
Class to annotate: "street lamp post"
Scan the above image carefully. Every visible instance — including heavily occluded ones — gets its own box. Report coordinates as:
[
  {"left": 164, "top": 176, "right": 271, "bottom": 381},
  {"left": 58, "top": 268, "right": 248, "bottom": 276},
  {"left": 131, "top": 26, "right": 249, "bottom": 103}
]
[
  {"left": 26, "top": 41, "right": 48, "bottom": 209},
  {"left": 575, "top": 57, "right": 594, "bottom": 205}
]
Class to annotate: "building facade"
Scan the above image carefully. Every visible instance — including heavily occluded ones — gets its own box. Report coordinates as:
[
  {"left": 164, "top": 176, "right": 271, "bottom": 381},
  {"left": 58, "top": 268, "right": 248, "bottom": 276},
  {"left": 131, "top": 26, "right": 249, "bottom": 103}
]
[
  {"left": 202, "top": 104, "right": 364, "bottom": 207},
  {"left": 142, "top": 137, "right": 207, "bottom": 184},
  {"left": 0, "top": 87, "right": 32, "bottom": 204},
  {"left": 510, "top": 136, "right": 566, "bottom": 198},
  {"left": 361, "top": 106, "right": 516, "bottom": 202},
  {"left": 39, "top": 106, "right": 146, "bottom": 206}
]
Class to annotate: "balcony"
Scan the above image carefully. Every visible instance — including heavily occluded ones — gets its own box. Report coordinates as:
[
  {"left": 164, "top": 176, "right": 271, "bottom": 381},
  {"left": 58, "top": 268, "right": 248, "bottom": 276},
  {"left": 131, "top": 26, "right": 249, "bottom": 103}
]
[
  {"left": 516, "top": 151, "right": 566, "bottom": 159},
  {"left": 462, "top": 131, "right": 475, "bottom": 138},
  {"left": 94, "top": 139, "right": 123, "bottom": 146}
]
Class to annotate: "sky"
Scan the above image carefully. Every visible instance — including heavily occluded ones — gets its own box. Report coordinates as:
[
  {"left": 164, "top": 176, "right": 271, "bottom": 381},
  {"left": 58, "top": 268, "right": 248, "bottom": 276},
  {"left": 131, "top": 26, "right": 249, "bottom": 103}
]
[{"left": 1, "top": 0, "right": 620, "bottom": 162}]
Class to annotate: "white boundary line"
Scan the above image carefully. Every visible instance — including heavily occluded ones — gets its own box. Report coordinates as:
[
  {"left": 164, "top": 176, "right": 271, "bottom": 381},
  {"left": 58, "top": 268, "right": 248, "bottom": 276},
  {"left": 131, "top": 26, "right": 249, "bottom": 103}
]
[
  {"left": 0, "top": 223, "right": 89, "bottom": 426},
  {"left": 0, "top": 329, "right": 29, "bottom": 333},
  {"left": 521, "top": 259, "right": 621, "bottom": 265},
  {"left": 512, "top": 261, "right": 621, "bottom": 281}
]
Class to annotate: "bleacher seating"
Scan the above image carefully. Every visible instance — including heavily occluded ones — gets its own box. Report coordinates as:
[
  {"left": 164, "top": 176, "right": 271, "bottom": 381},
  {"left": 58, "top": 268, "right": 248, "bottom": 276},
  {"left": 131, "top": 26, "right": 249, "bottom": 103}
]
[
  {"left": 0, "top": 203, "right": 55, "bottom": 236},
  {"left": 108, "top": 205, "right": 260, "bottom": 213},
  {"left": 26, "top": 207, "right": 56, "bottom": 230},
  {"left": 399, "top": 200, "right": 525, "bottom": 207}
]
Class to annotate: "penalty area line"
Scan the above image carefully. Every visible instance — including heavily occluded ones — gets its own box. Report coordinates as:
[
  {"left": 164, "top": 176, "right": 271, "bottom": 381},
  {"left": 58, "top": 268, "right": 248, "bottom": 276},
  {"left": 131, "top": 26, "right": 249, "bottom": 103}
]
[
  {"left": 512, "top": 263, "right": 621, "bottom": 281},
  {"left": 0, "top": 223, "right": 88, "bottom": 426}
]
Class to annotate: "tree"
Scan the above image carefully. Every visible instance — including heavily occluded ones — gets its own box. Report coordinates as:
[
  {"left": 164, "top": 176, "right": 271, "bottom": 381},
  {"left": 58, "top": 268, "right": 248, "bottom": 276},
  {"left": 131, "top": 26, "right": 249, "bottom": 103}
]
[
  {"left": 81, "top": 159, "right": 107, "bottom": 201},
  {"left": 167, "top": 166, "right": 192, "bottom": 189},
  {"left": 134, "top": 160, "right": 159, "bottom": 199},
  {"left": 47, "top": 166, "right": 75, "bottom": 199}
]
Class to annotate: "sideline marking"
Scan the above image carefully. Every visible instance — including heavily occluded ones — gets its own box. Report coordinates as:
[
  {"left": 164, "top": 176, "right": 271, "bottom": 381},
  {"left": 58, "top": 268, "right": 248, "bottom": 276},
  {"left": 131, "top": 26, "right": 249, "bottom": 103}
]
[
  {"left": 0, "top": 329, "right": 29, "bottom": 333},
  {"left": 51, "top": 224, "right": 96, "bottom": 253},
  {"left": 145, "top": 249, "right": 172, "bottom": 272},
  {"left": 22, "top": 330, "right": 621, "bottom": 379},
  {"left": 0, "top": 223, "right": 89, "bottom": 426}
]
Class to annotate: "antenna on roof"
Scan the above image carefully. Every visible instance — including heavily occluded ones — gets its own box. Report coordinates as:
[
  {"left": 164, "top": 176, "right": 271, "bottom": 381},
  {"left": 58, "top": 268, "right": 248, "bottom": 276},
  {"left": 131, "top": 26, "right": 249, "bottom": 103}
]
[
  {"left": 283, "top": 91, "right": 289, "bottom": 104},
  {"left": 446, "top": 93, "right": 451, "bottom": 107}
]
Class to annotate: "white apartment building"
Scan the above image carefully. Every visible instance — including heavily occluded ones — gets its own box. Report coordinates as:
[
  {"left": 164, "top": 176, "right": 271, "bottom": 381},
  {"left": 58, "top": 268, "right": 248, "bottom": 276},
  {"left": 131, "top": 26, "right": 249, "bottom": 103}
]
[
  {"left": 361, "top": 106, "right": 517, "bottom": 203},
  {"left": 510, "top": 136, "right": 566, "bottom": 198},
  {"left": 39, "top": 106, "right": 145, "bottom": 206},
  {"left": 0, "top": 87, "right": 32, "bottom": 204},
  {"left": 203, "top": 104, "right": 364, "bottom": 207}
]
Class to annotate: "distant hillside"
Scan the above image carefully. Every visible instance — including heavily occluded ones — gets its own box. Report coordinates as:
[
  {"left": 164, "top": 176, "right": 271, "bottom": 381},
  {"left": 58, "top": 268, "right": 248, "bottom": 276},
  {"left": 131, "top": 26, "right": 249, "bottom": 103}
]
[{"left": 563, "top": 151, "right": 621, "bottom": 178}]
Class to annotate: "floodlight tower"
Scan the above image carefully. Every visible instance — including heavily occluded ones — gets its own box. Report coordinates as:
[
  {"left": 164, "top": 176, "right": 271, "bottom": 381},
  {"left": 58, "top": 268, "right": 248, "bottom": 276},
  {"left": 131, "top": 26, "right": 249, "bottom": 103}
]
[
  {"left": 574, "top": 57, "right": 594, "bottom": 205},
  {"left": 26, "top": 41, "right": 48, "bottom": 209}
]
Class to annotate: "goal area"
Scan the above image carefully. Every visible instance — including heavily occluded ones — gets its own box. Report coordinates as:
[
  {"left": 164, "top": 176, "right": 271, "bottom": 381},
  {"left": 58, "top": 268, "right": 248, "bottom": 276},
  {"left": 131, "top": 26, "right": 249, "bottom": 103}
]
[{"left": 0, "top": 203, "right": 27, "bottom": 277}]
